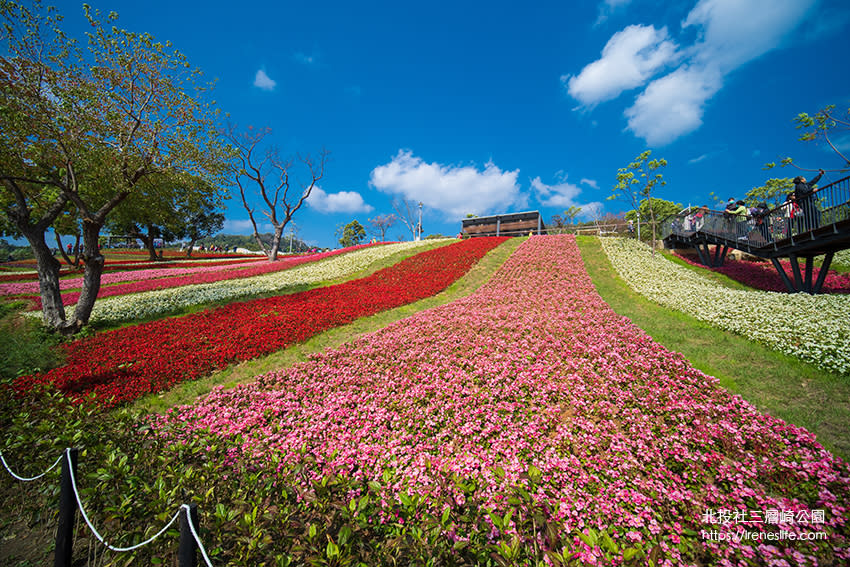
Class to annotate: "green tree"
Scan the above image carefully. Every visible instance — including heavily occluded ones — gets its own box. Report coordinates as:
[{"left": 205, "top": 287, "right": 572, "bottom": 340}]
[
  {"left": 624, "top": 198, "right": 682, "bottom": 227},
  {"left": 0, "top": 2, "right": 229, "bottom": 333},
  {"left": 611, "top": 150, "right": 667, "bottom": 251},
  {"left": 338, "top": 220, "right": 366, "bottom": 247},
  {"left": 563, "top": 205, "right": 583, "bottom": 224},
  {"left": 746, "top": 178, "right": 794, "bottom": 208},
  {"left": 765, "top": 104, "right": 850, "bottom": 175}
]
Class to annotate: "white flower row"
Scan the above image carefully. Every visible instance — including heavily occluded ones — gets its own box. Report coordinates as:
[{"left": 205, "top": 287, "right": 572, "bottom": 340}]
[
  {"left": 70, "top": 241, "right": 442, "bottom": 324},
  {"left": 599, "top": 237, "right": 850, "bottom": 375}
]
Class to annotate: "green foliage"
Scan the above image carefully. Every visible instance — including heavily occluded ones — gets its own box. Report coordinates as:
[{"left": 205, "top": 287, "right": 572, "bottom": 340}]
[
  {"left": 338, "top": 220, "right": 366, "bottom": 248},
  {"left": 745, "top": 178, "right": 793, "bottom": 207},
  {"left": 764, "top": 104, "right": 850, "bottom": 173},
  {"left": 0, "top": 304, "right": 64, "bottom": 383},
  {"left": 0, "top": 238, "right": 32, "bottom": 261},
  {"left": 624, "top": 198, "right": 682, "bottom": 225},
  {"left": 611, "top": 150, "right": 668, "bottom": 246}
]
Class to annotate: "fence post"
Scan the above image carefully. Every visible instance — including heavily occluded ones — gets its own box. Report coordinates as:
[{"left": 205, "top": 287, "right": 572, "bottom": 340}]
[
  {"left": 54, "top": 447, "right": 78, "bottom": 567},
  {"left": 179, "top": 502, "right": 199, "bottom": 567}
]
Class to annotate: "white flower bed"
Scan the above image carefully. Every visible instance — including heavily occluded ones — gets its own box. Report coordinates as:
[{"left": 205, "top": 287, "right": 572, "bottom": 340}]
[
  {"left": 599, "top": 237, "right": 850, "bottom": 375},
  {"left": 75, "top": 241, "right": 441, "bottom": 324}
]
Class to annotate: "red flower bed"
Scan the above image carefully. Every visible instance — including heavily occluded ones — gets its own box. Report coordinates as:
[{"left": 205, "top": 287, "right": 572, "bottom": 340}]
[
  {"left": 673, "top": 251, "right": 850, "bottom": 293},
  {"left": 24, "top": 245, "right": 382, "bottom": 309},
  {"left": 14, "top": 237, "right": 507, "bottom": 407}
]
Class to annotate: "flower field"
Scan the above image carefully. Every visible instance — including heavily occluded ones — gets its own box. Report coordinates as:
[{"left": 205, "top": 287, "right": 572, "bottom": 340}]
[
  {"left": 15, "top": 237, "right": 505, "bottom": 407},
  {"left": 601, "top": 237, "right": 850, "bottom": 375},
  {"left": 671, "top": 252, "right": 850, "bottom": 294},
  {"left": 44, "top": 240, "right": 439, "bottom": 324},
  {"left": 153, "top": 235, "right": 850, "bottom": 565},
  {"left": 10, "top": 245, "right": 386, "bottom": 310}
]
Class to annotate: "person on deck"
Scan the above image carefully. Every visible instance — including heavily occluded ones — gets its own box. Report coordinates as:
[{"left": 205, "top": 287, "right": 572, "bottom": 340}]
[{"left": 793, "top": 169, "right": 825, "bottom": 231}]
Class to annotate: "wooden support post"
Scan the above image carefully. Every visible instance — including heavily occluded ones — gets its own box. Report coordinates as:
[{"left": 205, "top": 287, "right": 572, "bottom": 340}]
[
  {"left": 813, "top": 251, "right": 835, "bottom": 294},
  {"left": 179, "top": 503, "right": 199, "bottom": 567},
  {"left": 695, "top": 243, "right": 709, "bottom": 266},
  {"left": 804, "top": 256, "right": 814, "bottom": 294},
  {"left": 789, "top": 254, "right": 803, "bottom": 292},
  {"left": 771, "top": 258, "right": 796, "bottom": 293},
  {"left": 55, "top": 448, "right": 79, "bottom": 567}
]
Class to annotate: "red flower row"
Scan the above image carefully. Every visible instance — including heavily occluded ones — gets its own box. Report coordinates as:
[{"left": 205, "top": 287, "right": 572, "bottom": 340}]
[
  {"left": 1, "top": 257, "right": 265, "bottom": 283},
  {"left": 14, "top": 237, "right": 507, "bottom": 407},
  {"left": 673, "top": 251, "right": 850, "bottom": 293},
  {"left": 23, "top": 245, "right": 382, "bottom": 309}
]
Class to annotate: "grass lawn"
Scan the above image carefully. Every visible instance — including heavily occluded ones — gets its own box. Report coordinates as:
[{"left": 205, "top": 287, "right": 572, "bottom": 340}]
[{"left": 577, "top": 235, "right": 850, "bottom": 461}]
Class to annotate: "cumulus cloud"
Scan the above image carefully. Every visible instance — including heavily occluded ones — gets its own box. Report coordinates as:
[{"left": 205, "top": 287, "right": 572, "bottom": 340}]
[
  {"left": 682, "top": 0, "right": 816, "bottom": 72},
  {"left": 307, "top": 187, "right": 374, "bottom": 214},
  {"left": 625, "top": 65, "right": 722, "bottom": 146},
  {"left": 567, "top": 0, "right": 820, "bottom": 145},
  {"left": 531, "top": 177, "right": 604, "bottom": 217},
  {"left": 253, "top": 69, "right": 277, "bottom": 91},
  {"left": 369, "top": 150, "right": 524, "bottom": 219},
  {"left": 563, "top": 25, "right": 679, "bottom": 106}
]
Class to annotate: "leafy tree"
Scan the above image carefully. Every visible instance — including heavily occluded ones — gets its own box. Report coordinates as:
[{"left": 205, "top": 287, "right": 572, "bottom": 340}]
[
  {"left": 746, "top": 178, "right": 794, "bottom": 208},
  {"left": 227, "top": 125, "right": 327, "bottom": 261},
  {"left": 0, "top": 1, "right": 228, "bottom": 333},
  {"left": 624, "top": 198, "right": 682, "bottom": 226},
  {"left": 338, "top": 220, "right": 366, "bottom": 248},
  {"left": 563, "top": 206, "right": 583, "bottom": 224},
  {"left": 611, "top": 150, "right": 667, "bottom": 251},
  {"left": 367, "top": 213, "right": 396, "bottom": 242},
  {"left": 765, "top": 104, "right": 850, "bottom": 175}
]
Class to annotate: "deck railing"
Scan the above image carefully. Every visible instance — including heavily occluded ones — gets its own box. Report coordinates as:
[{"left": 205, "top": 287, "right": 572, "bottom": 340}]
[{"left": 661, "top": 175, "right": 850, "bottom": 247}]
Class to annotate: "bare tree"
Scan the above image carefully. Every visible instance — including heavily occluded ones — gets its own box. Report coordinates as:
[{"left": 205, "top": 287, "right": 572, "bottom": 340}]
[
  {"left": 228, "top": 125, "right": 327, "bottom": 261},
  {"left": 392, "top": 198, "right": 419, "bottom": 240},
  {"left": 368, "top": 213, "right": 396, "bottom": 241}
]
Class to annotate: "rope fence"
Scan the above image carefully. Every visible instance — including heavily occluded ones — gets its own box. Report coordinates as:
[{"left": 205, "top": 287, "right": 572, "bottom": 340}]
[{"left": 0, "top": 447, "right": 214, "bottom": 567}]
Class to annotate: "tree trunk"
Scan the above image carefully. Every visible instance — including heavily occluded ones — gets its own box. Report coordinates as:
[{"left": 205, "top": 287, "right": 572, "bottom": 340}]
[
  {"left": 24, "top": 230, "right": 68, "bottom": 329},
  {"left": 144, "top": 230, "right": 158, "bottom": 261},
  {"left": 68, "top": 220, "right": 106, "bottom": 329},
  {"left": 185, "top": 237, "right": 196, "bottom": 258},
  {"left": 251, "top": 231, "right": 268, "bottom": 259},
  {"left": 268, "top": 226, "right": 284, "bottom": 261}
]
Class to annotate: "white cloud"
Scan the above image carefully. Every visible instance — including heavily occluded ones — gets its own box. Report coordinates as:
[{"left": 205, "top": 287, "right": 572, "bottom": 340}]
[
  {"left": 624, "top": 65, "right": 722, "bottom": 146},
  {"left": 369, "top": 150, "right": 524, "bottom": 219},
  {"left": 564, "top": 25, "right": 679, "bottom": 106},
  {"left": 568, "top": 0, "right": 820, "bottom": 145},
  {"left": 682, "top": 0, "right": 816, "bottom": 72},
  {"left": 253, "top": 69, "right": 277, "bottom": 91},
  {"left": 688, "top": 153, "right": 709, "bottom": 164},
  {"left": 531, "top": 177, "right": 603, "bottom": 217},
  {"left": 307, "top": 187, "right": 374, "bottom": 214},
  {"left": 580, "top": 178, "right": 599, "bottom": 189}
]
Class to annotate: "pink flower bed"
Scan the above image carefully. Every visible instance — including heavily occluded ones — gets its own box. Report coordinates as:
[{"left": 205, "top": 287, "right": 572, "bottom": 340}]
[
  {"left": 20, "top": 244, "right": 385, "bottom": 309},
  {"left": 673, "top": 251, "right": 850, "bottom": 293},
  {"left": 0, "top": 259, "right": 267, "bottom": 295},
  {"left": 157, "top": 235, "right": 850, "bottom": 565}
]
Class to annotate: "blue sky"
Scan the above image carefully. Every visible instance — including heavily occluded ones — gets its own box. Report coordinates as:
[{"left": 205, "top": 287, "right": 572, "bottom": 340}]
[{"left": 60, "top": 0, "right": 850, "bottom": 248}]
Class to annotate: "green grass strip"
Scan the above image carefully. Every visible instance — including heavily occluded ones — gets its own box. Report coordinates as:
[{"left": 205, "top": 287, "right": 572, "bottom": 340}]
[
  {"left": 133, "top": 237, "right": 525, "bottom": 413},
  {"left": 577, "top": 235, "right": 850, "bottom": 461}
]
